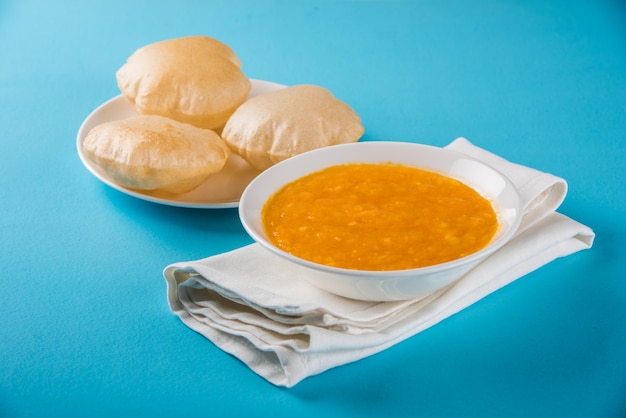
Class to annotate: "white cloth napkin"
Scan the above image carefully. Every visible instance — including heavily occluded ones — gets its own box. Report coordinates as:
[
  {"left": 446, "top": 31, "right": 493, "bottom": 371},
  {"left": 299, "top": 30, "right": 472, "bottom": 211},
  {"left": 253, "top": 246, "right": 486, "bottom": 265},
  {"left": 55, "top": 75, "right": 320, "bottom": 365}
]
[{"left": 164, "top": 138, "right": 594, "bottom": 387}]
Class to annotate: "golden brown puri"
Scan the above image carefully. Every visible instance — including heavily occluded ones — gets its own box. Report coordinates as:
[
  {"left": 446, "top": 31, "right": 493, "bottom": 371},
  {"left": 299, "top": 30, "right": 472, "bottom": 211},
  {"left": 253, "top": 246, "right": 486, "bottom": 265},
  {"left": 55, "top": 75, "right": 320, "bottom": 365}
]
[
  {"left": 83, "top": 115, "right": 230, "bottom": 194},
  {"left": 116, "top": 36, "right": 251, "bottom": 130},
  {"left": 221, "top": 84, "right": 364, "bottom": 171}
]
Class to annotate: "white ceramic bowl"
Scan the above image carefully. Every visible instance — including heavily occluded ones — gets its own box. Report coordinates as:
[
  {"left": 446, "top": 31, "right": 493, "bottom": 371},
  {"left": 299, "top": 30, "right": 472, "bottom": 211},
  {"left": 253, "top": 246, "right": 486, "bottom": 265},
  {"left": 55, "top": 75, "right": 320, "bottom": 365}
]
[{"left": 239, "top": 141, "right": 522, "bottom": 301}]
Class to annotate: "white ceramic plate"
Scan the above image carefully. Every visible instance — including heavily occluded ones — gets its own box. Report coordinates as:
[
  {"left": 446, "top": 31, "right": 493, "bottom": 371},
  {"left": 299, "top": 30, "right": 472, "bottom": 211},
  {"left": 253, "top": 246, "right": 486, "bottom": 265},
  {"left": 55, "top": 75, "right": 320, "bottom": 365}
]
[{"left": 76, "top": 79, "right": 286, "bottom": 208}]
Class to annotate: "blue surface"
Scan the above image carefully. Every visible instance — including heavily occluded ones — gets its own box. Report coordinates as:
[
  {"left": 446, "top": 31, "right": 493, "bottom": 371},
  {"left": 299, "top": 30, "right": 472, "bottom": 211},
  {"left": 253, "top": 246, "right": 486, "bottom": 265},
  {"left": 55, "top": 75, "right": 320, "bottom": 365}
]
[{"left": 1, "top": 1, "right": 625, "bottom": 417}]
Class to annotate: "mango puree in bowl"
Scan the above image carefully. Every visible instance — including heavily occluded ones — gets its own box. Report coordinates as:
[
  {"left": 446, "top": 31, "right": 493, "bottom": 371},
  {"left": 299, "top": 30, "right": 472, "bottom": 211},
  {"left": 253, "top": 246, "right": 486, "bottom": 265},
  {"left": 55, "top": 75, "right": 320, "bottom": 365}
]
[
  {"left": 262, "top": 162, "right": 498, "bottom": 271},
  {"left": 239, "top": 141, "right": 522, "bottom": 301}
]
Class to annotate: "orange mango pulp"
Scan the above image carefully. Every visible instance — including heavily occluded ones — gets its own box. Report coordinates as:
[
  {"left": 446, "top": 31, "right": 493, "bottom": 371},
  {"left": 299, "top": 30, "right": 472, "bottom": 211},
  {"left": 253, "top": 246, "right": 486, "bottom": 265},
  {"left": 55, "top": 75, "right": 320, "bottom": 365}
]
[{"left": 262, "top": 163, "right": 498, "bottom": 271}]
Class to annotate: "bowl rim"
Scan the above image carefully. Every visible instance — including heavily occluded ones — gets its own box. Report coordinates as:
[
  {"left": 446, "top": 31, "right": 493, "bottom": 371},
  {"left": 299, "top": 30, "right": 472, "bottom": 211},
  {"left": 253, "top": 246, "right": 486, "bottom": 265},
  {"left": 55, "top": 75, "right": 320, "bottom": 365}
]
[{"left": 239, "top": 140, "right": 523, "bottom": 278}]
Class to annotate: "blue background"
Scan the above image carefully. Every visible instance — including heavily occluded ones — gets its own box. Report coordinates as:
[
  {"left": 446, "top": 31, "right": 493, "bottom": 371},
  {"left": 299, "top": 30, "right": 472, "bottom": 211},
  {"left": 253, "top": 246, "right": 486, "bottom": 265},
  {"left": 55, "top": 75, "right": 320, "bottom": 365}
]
[{"left": 1, "top": 1, "right": 625, "bottom": 417}]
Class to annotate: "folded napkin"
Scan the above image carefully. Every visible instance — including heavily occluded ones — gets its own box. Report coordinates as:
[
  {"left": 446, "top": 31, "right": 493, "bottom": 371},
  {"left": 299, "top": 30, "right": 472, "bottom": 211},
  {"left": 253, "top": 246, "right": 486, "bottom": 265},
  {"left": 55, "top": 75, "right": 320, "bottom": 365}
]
[{"left": 164, "top": 138, "right": 594, "bottom": 387}]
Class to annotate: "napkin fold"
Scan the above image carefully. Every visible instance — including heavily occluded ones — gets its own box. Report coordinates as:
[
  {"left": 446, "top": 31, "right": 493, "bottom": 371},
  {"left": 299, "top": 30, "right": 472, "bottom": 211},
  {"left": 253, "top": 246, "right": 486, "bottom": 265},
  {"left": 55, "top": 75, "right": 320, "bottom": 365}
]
[{"left": 164, "top": 138, "right": 594, "bottom": 387}]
